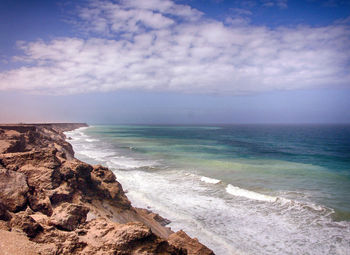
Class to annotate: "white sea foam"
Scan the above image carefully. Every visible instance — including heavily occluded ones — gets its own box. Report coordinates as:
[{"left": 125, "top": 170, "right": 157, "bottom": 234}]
[
  {"left": 225, "top": 184, "right": 332, "bottom": 214},
  {"left": 86, "top": 138, "right": 99, "bottom": 142},
  {"left": 79, "top": 149, "right": 115, "bottom": 161},
  {"left": 226, "top": 184, "right": 277, "bottom": 202},
  {"left": 200, "top": 176, "right": 221, "bottom": 184},
  {"left": 109, "top": 157, "right": 158, "bottom": 170},
  {"left": 112, "top": 169, "right": 239, "bottom": 255},
  {"left": 184, "top": 172, "right": 196, "bottom": 177},
  {"left": 65, "top": 127, "right": 90, "bottom": 141},
  {"left": 111, "top": 168, "right": 350, "bottom": 255}
]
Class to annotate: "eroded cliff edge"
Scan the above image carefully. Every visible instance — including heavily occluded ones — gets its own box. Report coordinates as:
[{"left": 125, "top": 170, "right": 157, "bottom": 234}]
[{"left": 0, "top": 123, "right": 214, "bottom": 255}]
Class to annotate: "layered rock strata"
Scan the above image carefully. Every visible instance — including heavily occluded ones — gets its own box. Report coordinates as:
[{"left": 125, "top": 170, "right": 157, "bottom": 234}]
[{"left": 0, "top": 123, "right": 214, "bottom": 255}]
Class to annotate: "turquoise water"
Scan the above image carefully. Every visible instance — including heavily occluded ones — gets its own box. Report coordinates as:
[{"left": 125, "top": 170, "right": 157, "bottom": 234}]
[{"left": 66, "top": 125, "right": 350, "bottom": 255}]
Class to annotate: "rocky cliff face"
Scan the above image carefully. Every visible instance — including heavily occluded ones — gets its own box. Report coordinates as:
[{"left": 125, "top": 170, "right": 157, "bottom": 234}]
[{"left": 0, "top": 124, "right": 214, "bottom": 255}]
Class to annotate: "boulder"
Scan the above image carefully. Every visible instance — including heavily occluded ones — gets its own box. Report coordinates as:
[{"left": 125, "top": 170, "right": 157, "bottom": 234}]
[
  {"left": 92, "top": 165, "right": 116, "bottom": 183},
  {"left": 10, "top": 212, "right": 43, "bottom": 238},
  {"left": 19, "top": 165, "right": 56, "bottom": 190},
  {"left": 0, "top": 202, "right": 12, "bottom": 221},
  {"left": 90, "top": 165, "right": 131, "bottom": 209},
  {"left": 77, "top": 218, "right": 185, "bottom": 254},
  {"left": 0, "top": 168, "right": 29, "bottom": 212},
  {"left": 28, "top": 189, "right": 53, "bottom": 216},
  {"left": 168, "top": 230, "right": 215, "bottom": 255},
  {"left": 48, "top": 183, "right": 74, "bottom": 205},
  {"left": 50, "top": 203, "right": 89, "bottom": 231}
]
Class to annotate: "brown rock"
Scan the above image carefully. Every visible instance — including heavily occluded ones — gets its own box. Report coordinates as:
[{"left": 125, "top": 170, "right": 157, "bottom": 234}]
[
  {"left": 0, "top": 168, "right": 29, "bottom": 212},
  {"left": 0, "top": 148, "right": 61, "bottom": 172},
  {"left": 50, "top": 203, "right": 89, "bottom": 231},
  {"left": 0, "top": 140, "right": 11, "bottom": 154},
  {"left": 78, "top": 218, "right": 184, "bottom": 254},
  {"left": 28, "top": 189, "right": 53, "bottom": 216},
  {"left": 168, "top": 230, "right": 215, "bottom": 255},
  {"left": 19, "top": 165, "right": 56, "bottom": 190},
  {"left": 10, "top": 212, "right": 43, "bottom": 238},
  {"left": 74, "top": 162, "right": 93, "bottom": 179},
  {"left": 60, "top": 161, "right": 94, "bottom": 194},
  {"left": 48, "top": 182, "right": 74, "bottom": 205},
  {"left": 58, "top": 163, "right": 76, "bottom": 181},
  {"left": 34, "top": 227, "right": 85, "bottom": 254},
  {"left": 4, "top": 133, "right": 27, "bottom": 153},
  {"left": 137, "top": 208, "right": 171, "bottom": 226},
  {"left": 92, "top": 165, "right": 116, "bottom": 183},
  {"left": 0, "top": 220, "right": 10, "bottom": 231},
  {"left": 0, "top": 202, "right": 12, "bottom": 221},
  {"left": 90, "top": 165, "right": 131, "bottom": 209}
]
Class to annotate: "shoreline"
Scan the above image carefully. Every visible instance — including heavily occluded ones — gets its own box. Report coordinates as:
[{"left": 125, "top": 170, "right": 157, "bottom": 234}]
[{"left": 0, "top": 123, "right": 214, "bottom": 254}]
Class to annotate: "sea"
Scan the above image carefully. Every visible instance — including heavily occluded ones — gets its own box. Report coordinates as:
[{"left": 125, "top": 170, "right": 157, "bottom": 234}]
[{"left": 65, "top": 124, "right": 350, "bottom": 255}]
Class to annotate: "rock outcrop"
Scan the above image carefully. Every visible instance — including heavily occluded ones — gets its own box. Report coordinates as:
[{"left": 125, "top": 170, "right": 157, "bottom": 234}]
[
  {"left": 0, "top": 123, "right": 214, "bottom": 255},
  {"left": 0, "top": 167, "right": 29, "bottom": 212},
  {"left": 168, "top": 230, "right": 215, "bottom": 255}
]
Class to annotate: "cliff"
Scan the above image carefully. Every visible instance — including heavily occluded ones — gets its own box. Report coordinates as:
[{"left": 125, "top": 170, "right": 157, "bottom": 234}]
[{"left": 0, "top": 123, "right": 214, "bottom": 255}]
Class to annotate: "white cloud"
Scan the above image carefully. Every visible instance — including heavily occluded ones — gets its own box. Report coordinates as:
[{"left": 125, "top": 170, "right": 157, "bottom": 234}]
[
  {"left": 0, "top": 0, "right": 349, "bottom": 95},
  {"left": 76, "top": 0, "right": 202, "bottom": 36},
  {"left": 261, "top": 0, "right": 288, "bottom": 9}
]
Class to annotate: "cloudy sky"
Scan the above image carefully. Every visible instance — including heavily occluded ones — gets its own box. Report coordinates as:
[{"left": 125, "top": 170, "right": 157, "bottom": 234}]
[{"left": 0, "top": 0, "right": 349, "bottom": 124}]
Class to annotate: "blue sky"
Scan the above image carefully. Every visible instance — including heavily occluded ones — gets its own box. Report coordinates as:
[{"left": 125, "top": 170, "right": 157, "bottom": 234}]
[{"left": 0, "top": 0, "right": 349, "bottom": 124}]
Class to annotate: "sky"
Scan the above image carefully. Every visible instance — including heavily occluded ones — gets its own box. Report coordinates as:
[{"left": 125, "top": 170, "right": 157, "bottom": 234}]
[{"left": 0, "top": 0, "right": 349, "bottom": 124}]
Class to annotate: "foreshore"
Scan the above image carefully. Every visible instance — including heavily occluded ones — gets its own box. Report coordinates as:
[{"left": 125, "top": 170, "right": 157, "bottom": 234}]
[{"left": 0, "top": 123, "right": 214, "bottom": 254}]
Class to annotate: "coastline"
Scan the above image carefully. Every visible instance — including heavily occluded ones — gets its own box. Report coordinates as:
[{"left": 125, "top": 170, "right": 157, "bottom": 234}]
[{"left": 0, "top": 123, "right": 214, "bottom": 254}]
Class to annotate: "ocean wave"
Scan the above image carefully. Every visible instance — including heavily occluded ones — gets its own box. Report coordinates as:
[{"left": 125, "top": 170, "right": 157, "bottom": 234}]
[
  {"left": 226, "top": 184, "right": 277, "bottom": 202},
  {"left": 86, "top": 138, "right": 99, "bottom": 142},
  {"left": 225, "top": 184, "right": 332, "bottom": 214},
  {"left": 200, "top": 176, "right": 222, "bottom": 184},
  {"left": 79, "top": 149, "right": 116, "bottom": 161},
  {"left": 64, "top": 127, "right": 89, "bottom": 140},
  {"left": 109, "top": 157, "right": 158, "bottom": 170}
]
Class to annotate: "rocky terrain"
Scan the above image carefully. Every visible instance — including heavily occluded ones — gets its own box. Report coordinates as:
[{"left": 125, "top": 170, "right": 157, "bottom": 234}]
[{"left": 0, "top": 123, "right": 214, "bottom": 255}]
